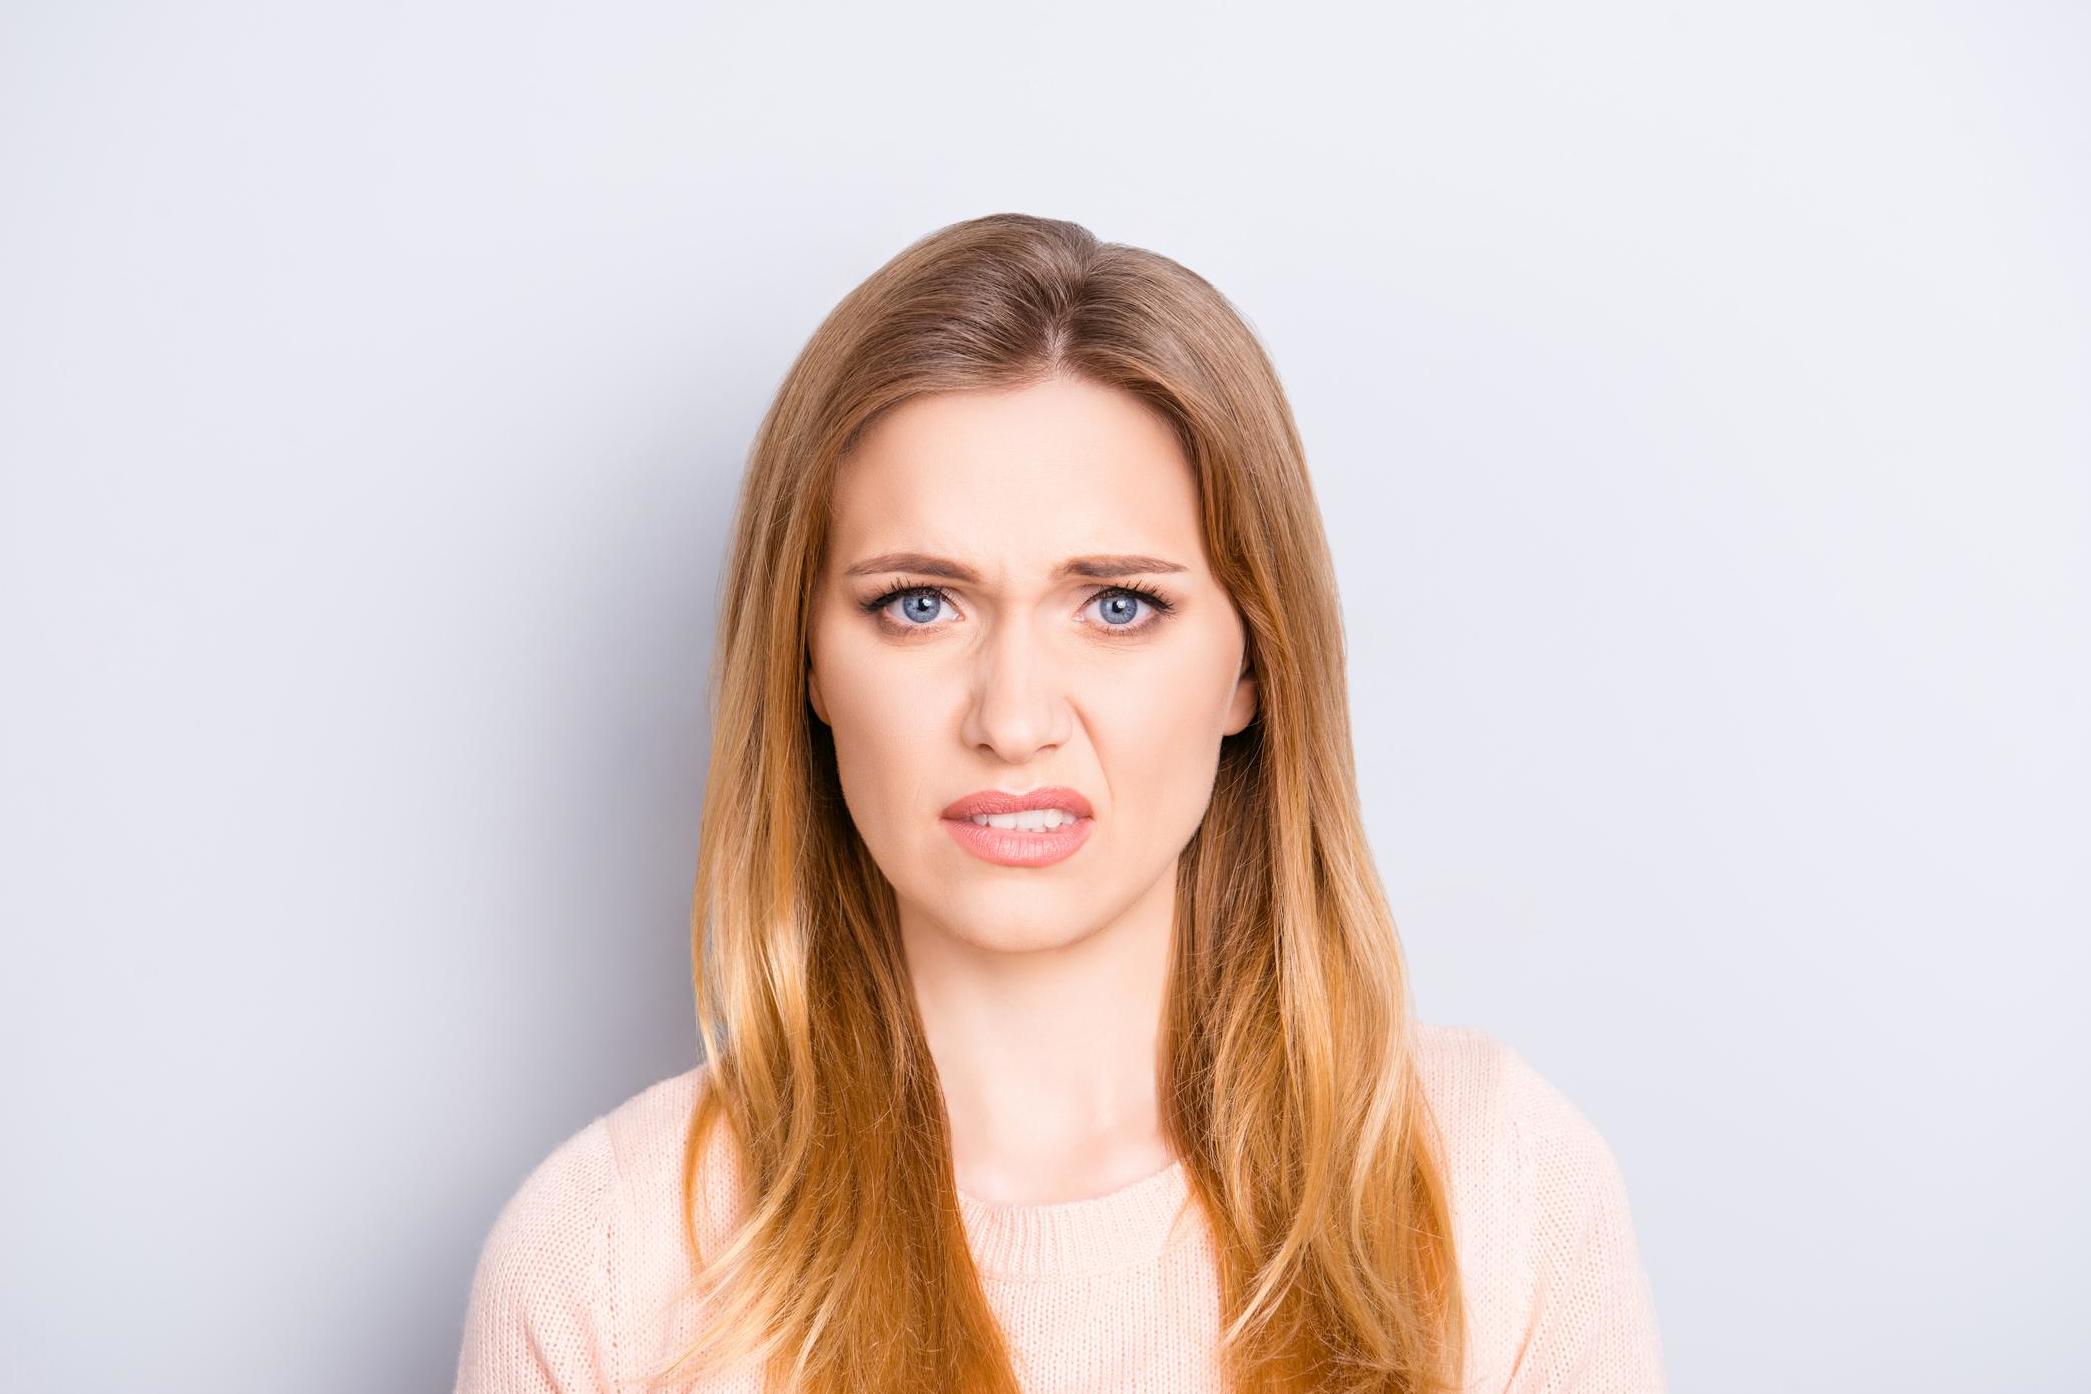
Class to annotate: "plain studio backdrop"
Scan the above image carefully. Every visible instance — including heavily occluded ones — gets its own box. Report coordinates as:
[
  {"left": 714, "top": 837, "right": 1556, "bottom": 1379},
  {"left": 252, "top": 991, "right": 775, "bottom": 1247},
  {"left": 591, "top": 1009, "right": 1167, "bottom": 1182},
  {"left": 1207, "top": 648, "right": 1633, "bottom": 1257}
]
[{"left": 2, "top": 2, "right": 2085, "bottom": 1390}]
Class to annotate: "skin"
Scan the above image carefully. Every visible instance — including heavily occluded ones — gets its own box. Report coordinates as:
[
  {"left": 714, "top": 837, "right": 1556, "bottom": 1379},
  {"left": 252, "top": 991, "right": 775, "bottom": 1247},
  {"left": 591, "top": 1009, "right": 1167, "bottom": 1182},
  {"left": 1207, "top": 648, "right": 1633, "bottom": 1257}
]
[{"left": 806, "top": 373, "right": 1258, "bottom": 1206}]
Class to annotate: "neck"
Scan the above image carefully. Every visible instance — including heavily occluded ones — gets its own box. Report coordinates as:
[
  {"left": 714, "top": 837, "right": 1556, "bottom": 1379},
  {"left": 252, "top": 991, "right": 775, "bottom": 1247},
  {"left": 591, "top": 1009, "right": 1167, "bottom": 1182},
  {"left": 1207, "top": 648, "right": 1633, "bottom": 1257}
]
[{"left": 901, "top": 865, "right": 1177, "bottom": 1204}]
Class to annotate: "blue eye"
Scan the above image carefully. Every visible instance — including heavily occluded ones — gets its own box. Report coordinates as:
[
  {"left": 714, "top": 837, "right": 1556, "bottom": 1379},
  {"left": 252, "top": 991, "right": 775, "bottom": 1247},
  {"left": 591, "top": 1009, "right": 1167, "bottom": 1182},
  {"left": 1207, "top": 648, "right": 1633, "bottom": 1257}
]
[
  {"left": 1091, "top": 591, "right": 1152, "bottom": 627},
  {"left": 858, "top": 581, "right": 1177, "bottom": 635},
  {"left": 892, "top": 590, "right": 948, "bottom": 625},
  {"left": 861, "top": 585, "right": 956, "bottom": 628}
]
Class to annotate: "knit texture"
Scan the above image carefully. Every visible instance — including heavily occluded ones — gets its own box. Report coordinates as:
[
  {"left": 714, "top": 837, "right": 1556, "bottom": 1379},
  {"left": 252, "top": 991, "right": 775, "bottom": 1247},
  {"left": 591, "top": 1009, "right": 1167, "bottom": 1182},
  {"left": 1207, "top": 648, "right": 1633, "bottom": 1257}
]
[{"left": 452, "top": 1023, "right": 1666, "bottom": 1393}]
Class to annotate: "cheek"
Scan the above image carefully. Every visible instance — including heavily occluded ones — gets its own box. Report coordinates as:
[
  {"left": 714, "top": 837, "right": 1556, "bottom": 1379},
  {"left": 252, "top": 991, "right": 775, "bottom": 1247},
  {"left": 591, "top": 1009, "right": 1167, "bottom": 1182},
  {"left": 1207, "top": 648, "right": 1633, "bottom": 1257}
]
[
  {"left": 823, "top": 704, "right": 930, "bottom": 897},
  {"left": 816, "top": 637, "right": 943, "bottom": 830},
  {"left": 1082, "top": 659, "right": 1230, "bottom": 839}
]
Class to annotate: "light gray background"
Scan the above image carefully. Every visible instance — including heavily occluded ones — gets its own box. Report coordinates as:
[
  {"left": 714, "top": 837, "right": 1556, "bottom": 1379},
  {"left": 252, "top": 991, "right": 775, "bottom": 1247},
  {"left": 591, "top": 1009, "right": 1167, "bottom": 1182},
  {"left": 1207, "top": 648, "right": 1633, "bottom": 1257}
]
[{"left": 3, "top": 2, "right": 2085, "bottom": 1390}]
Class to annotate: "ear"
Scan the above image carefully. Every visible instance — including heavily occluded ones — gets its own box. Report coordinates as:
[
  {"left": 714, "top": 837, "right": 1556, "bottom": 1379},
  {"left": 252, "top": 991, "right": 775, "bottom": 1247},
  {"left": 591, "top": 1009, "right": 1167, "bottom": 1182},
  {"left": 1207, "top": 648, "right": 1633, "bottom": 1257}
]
[
  {"left": 1223, "top": 653, "right": 1258, "bottom": 736},
  {"left": 807, "top": 658, "right": 830, "bottom": 727}
]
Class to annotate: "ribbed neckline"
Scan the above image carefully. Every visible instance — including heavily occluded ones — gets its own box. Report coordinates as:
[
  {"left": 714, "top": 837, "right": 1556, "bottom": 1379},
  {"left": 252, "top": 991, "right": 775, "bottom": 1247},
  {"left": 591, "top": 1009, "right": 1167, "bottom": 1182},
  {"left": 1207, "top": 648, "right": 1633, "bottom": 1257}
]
[{"left": 956, "top": 1158, "right": 1197, "bottom": 1280}]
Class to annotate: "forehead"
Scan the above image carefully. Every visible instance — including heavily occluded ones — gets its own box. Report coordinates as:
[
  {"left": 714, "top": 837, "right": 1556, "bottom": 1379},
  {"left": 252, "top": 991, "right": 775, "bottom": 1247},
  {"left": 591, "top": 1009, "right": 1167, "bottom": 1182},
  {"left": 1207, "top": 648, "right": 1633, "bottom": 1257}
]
[{"left": 827, "top": 376, "right": 1204, "bottom": 573}]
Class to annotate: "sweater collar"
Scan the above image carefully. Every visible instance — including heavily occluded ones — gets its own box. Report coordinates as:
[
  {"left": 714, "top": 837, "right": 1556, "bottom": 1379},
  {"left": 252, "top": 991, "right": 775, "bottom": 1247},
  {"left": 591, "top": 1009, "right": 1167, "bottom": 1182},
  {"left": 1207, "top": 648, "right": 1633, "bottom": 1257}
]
[{"left": 956, "top": 1158, "right": 1198, "bottom": 1279}]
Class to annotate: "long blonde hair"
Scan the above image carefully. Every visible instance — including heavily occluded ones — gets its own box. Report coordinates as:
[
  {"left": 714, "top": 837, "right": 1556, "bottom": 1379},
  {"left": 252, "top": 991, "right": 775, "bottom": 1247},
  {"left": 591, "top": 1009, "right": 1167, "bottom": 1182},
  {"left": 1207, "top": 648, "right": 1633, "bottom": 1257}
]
[{"left": 653, "top": 213, "right": 1465, "bottom": 1394}]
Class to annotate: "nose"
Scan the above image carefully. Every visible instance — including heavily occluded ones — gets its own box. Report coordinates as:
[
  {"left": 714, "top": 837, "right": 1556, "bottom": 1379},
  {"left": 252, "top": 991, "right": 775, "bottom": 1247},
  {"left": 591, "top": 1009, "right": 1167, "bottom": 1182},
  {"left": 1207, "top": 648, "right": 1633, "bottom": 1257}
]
[{"left": 958, "top": 612, "right": 1070, "bottom": 763}]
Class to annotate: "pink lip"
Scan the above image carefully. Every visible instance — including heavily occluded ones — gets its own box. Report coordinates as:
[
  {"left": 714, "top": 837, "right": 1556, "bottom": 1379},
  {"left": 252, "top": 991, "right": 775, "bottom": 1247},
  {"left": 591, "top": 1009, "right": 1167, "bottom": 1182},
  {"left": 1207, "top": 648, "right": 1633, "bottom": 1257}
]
[
  {"left": 940, "top": 786, "right": 1095, "bottom": 820},
  {"left": 939, "top": 786, "right": 1095, "bottom": 868}
]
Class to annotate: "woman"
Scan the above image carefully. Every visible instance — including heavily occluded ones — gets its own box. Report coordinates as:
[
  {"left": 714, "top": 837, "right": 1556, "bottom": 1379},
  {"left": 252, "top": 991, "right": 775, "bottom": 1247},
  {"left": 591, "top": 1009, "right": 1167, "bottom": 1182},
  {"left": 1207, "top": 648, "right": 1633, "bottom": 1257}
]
[{"left": 453, "top": 213, "right": 1666, "bottom": 1394}]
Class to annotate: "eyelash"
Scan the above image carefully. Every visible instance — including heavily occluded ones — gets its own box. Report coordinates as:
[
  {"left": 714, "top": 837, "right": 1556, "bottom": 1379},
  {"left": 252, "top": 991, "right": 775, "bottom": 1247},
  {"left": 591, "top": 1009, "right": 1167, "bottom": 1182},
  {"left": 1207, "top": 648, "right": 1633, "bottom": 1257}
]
[{"left": 857, "top": 579, "right": 1177, "bottom": 636}]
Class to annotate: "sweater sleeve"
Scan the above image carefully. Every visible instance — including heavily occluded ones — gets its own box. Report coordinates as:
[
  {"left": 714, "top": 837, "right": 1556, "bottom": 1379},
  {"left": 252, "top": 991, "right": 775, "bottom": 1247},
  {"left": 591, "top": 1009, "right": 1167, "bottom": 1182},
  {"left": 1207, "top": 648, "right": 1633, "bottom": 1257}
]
[
  {"left": 453, "top": 1116, "right": 621, "bottom": 1394},
  {"left": 1500, "top": 1048, "right": 1667, "bottom": 1394}
]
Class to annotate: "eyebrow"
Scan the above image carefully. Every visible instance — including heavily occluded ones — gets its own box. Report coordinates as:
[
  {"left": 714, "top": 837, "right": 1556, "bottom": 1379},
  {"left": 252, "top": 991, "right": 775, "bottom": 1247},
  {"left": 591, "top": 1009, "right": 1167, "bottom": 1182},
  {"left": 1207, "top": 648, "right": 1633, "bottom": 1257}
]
[{"left": 841, "top": 551, "right": 1190, "bottom": 582}]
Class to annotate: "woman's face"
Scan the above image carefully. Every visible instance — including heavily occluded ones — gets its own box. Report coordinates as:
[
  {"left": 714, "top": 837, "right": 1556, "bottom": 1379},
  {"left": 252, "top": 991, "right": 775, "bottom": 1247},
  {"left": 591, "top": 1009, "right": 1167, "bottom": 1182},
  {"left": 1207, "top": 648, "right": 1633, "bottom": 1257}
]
[{"left": 807, "top": 373, "right": 1257, "bottom": 957}]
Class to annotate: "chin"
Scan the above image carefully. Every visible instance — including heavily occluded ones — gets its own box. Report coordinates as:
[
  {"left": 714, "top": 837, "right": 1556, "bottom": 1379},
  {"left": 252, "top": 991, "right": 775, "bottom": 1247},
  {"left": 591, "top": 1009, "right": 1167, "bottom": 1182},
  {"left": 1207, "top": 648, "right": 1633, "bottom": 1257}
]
[
  {"left": 961, "top": 922, "right": 1097, "bottom": 956},
  {"left": 928, "top": 892, "right": 1099, "bottom": 954}
]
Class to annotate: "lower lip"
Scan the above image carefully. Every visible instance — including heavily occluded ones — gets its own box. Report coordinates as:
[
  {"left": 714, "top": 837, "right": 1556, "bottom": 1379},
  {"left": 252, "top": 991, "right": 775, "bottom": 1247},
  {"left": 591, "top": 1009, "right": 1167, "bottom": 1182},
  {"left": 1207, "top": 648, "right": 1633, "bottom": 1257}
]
[{"left": 941, "top": 814, "right": 1094, "bottom": 867}]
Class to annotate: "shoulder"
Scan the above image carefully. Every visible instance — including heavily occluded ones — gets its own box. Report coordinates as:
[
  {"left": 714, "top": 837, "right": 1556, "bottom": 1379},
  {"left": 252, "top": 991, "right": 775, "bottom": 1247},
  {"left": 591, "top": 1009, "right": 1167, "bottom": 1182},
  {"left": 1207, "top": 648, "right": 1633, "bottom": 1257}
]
[
  {"left": 472, "top": 1062, "right": 714, "bottom": 1267},
  {"left": 455, "top": 1061, "right": 740, "bottom": 1393},
  {"left": 595, "top": 1059, "right": 719, "bottom": 1191},
  {"left": 594, "top": 1057, "right": 747, "bottom": 1250},
  {"left": 1409, "top": 1020, "right": 1629, "bottom": 1193},
  {"left": 456, "top": 1104, "right": 620, "bottom": 1391},
  {"left": 464, "top": 1101, "right": 621, "bottom": 1305},
  {"left": 1409, "top": 1022, "right": 1666, "bottom": 1392},
  {"left": 1409, "top": 1020, "right": 1520, "bottom": 1132}
]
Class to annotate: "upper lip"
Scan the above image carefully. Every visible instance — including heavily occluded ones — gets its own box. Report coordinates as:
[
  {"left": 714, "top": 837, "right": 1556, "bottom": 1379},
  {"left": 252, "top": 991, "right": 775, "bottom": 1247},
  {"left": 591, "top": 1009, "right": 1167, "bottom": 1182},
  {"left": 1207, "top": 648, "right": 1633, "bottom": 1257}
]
[{"left": 941, "top": 786, "right": 1094, "bottom": 820}]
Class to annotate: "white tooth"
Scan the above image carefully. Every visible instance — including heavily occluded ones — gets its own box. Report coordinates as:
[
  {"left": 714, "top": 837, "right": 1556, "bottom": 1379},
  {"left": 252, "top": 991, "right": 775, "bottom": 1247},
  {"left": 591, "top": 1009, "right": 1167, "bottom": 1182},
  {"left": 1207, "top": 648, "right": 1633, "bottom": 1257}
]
[{"left": 971, "top": 808, "right": 1077, "bottom": 831}]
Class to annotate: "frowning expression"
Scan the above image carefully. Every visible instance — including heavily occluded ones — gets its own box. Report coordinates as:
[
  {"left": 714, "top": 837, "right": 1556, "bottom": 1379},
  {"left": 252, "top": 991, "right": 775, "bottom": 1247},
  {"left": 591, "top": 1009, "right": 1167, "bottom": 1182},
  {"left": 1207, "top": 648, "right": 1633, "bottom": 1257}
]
[{"left": 806, "top": 374, "right": 1256, "bottom": 956}]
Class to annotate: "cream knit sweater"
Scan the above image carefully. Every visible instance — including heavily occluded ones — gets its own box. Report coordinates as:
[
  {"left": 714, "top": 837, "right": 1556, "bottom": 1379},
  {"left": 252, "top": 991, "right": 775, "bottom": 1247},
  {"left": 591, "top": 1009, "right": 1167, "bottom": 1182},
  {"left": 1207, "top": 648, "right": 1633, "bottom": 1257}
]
[{"left": 452, "top": 1023, "right": 1666, "bottom": 1392}]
